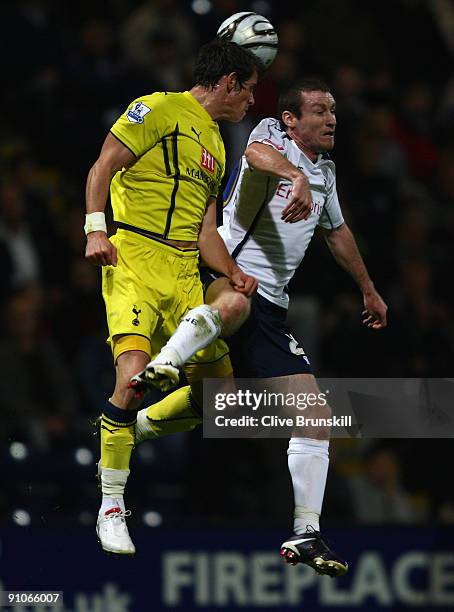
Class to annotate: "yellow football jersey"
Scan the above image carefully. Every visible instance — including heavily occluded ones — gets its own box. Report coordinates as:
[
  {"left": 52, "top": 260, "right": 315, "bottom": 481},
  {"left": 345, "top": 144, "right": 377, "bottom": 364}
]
[{"left": 110, "top": 92, "right": 225, "bottom": 241}]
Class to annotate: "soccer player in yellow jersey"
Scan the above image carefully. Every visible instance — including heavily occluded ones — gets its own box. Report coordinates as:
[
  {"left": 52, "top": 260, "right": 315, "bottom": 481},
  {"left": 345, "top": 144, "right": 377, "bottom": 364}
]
[{"left": 84, "top": 41, "right": 260, "bottom": 554}]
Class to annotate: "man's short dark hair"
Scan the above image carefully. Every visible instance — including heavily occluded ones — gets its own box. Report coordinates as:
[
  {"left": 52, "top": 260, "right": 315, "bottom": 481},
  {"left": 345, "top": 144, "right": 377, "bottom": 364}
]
[
  {"left": 193, "top": 40, "right": 260, "bottom": 89},
  {"left": 278, "top": 79, "right": 331, "bottom": 130}
]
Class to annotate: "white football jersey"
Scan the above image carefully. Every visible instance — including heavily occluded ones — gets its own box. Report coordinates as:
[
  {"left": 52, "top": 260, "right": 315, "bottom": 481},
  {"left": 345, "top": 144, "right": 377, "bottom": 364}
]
[{"left": 218, "top": 118, "right": 345, "bottom": 309}]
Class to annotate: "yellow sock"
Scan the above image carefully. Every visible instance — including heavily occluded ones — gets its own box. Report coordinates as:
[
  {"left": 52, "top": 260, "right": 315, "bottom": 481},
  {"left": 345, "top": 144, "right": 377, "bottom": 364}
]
[
  {"left": 100, "top": 409, "right": 137, "bottom": 471},
  {"left": 138, "top": 386, "right": 202, "bottom": 439}
]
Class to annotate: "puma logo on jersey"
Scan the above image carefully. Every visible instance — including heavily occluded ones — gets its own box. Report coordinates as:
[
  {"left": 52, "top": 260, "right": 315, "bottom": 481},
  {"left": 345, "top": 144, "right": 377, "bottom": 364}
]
[
  {"left": 101, "top": 424, "right": 120, "bottom": 434},
  {"left": 191, "top": 127, "right": 202, "bottom": 142},
  {"left": 201, "top": 148, "right": 216, "bottom": 173}
]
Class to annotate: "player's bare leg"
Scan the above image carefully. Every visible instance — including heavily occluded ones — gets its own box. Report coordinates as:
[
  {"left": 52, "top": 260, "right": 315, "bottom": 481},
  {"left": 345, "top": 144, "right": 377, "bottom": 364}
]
[
  {"left": 206, "top": 276, "right": 251, "bottom": 337},
  {"left": 97, "top": 347, "right": 148, "bottom": 555}
]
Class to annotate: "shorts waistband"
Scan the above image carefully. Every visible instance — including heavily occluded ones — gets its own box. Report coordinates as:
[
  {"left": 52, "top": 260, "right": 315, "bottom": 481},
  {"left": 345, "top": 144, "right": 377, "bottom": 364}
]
[
  {"left": 254, "top": 292, "right": 288, "bottom": 319},
  {"left": 115, "top": 225, "right": 199, "bottom": 258}
]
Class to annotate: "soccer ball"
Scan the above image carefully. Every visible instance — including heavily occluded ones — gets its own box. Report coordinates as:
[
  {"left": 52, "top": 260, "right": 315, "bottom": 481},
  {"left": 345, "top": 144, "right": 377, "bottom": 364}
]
[{"left": 217, "top": 12, "right": 278, "bottom": 69}]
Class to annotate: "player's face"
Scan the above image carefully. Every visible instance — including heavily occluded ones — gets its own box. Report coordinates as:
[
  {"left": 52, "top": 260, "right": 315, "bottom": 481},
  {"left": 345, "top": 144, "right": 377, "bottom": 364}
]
[
  {"left": 225, "top": 71, "right": 258, "bottom": 122},
  {"left": 287, "top": 91, "right": 336, "bottom": 160}
]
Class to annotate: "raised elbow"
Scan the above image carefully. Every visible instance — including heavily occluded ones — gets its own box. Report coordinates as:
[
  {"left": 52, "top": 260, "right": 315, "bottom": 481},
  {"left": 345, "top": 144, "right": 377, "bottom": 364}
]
[
  {"left": 244, "top": 146, "right": 253, "bottom": 164},
  {"left": 244, "top": 144, "right": 259, "bottom": 167}
]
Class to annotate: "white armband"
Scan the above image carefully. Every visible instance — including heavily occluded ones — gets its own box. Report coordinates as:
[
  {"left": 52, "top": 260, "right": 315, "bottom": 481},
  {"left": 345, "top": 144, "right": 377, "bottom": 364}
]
[{"left": 84, "top": 212, "right": 107, "bottom": 235}]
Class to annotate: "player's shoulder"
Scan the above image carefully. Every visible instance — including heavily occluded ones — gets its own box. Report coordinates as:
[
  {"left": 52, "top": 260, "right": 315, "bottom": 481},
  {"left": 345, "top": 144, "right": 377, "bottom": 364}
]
[
  {"left": 130, "top": 91, "right": 187, "bottom": 110},
  {"left": 253, "top": 117, "right": 284, "bottom": 134},
  {"left": 319, "top": 152, "right": 336, "bottom": 174},
  {"left": 122, "top": 92, "right": 185, "bottom": 125},
  {"left": 249, "top": 117, "right": 288, "bottom": 150}
]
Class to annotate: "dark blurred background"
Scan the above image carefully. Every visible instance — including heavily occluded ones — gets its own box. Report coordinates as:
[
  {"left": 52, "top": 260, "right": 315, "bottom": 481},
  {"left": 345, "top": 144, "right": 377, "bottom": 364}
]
[{"left": 1, "top": 0, "right": 454, "bottom": 567}]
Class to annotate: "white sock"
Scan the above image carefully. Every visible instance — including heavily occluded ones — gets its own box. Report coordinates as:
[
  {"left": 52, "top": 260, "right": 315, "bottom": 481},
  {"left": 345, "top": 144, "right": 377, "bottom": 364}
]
[
  {"left": 155, "top": 305, "right": 222, "bottom": 366},
  {"left": 99, "top": 467, "right": 129, "bottom": 515},
  {"left": 100, "top": 496, "right": 125, "bottom": 515},
  {"left": 287, "top": 437, "right": 329, "bottom": 535},
  {"left": 135, "top": 408, "right": 158, "bottom": 443}
]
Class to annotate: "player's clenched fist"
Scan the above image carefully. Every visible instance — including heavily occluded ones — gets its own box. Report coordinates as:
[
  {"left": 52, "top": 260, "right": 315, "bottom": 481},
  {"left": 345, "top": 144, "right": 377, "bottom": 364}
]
[
  {"left": 85, "top": 231, "right": 118, "bottom": 266},
  {"left": 281, "top": 174, "right": 313, "bottom": 223},
  {"left": 229, "top": 268, "right": 258, "bottom": 297}
]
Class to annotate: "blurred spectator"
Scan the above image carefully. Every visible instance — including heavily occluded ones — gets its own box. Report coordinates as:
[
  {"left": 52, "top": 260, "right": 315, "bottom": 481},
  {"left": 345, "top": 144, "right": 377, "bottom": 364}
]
[
  {"left": 252, "top": 18, "right": 308, "bottom": 120},
  {"left": 350, "top": 444, "right": 426, "bottom": 524},
  {"left": 120, "top": 0, "right": 196, "bottom": 86},
  {"left": 390, "top": 258, "right": 452, "bottom": 376},
  {"left": 145, "top": 31, "right": 189, "bottom": 92},
  {"left": 0, "top": 183, "right": 41, "bottom": 290},
  {"left": 0, "top": 285, "right": 77, "bottom": 451},
  {"left": 355, "top": 103, "right": 408, "bottom": 181},
  {"left": 62, "top": 18, "right": 126, "bottom": 168},
  {"left": 392, "top": 81, "right": 439, "bottom": 180},
  {"left": 438, "top": 76, "right": 454, "bottom": 132},
  {"left": 322, "top": 441, "right": 356, "bottom": 525},
  {"left": 331, "top": 64, "right": 366, "bottom": 155}
]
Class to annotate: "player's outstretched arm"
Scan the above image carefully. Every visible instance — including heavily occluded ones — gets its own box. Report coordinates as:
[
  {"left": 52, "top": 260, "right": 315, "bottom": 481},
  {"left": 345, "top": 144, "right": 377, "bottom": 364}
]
[
  {"left": 245, "top": 142, "right": 312, "bottom": 222},
  {"left": 323, "top": 223, "right": 388, "bottom": 329},
  {"left": 85, "top": 133, "right": 136, "bottom": 267},
  {"left": 198, "top": 198, "right": 257, "bottom": 297}
]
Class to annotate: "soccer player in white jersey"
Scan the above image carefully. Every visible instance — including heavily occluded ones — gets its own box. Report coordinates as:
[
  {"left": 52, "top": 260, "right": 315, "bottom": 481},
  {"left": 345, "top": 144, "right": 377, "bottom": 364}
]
[{"left": 133, "top": 79, "right": 387, "bottom": 577}]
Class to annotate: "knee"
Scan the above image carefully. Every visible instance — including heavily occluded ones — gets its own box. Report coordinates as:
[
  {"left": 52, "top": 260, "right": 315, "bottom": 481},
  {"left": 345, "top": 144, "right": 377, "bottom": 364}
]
[
  {"left": 308, "top": 400, "right": 332, "bottom": 440},
  {"left": 217, "top": 293, "right": 250, "bottom": 336},
  {"left": 117, "top": 350, "right": 149, "bottom": 381},
  {"left": 318, "top": 400, "right": 332, "bottom": 421},
  {"left": 113, "top": 350, "right": 149, "bottom": 408},
  {"left": 306, "top": 398, "right": 332, "bottom": 426}
]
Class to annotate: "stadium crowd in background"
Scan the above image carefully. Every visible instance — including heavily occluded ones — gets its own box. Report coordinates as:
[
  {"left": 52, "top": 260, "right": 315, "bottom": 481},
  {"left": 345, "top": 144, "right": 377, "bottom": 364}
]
[{"left": 1, "top": 0, "right": 454, "bottom": 529}]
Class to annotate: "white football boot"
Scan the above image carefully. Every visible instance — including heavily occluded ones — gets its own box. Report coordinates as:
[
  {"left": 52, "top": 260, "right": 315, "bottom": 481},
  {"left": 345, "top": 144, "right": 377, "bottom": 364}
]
[
  {"left": 96, "top": 505, "right": 136, "bottom": 555},
  {"left": 129, "top": 360, "right": 180, "bottom": 395}
]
